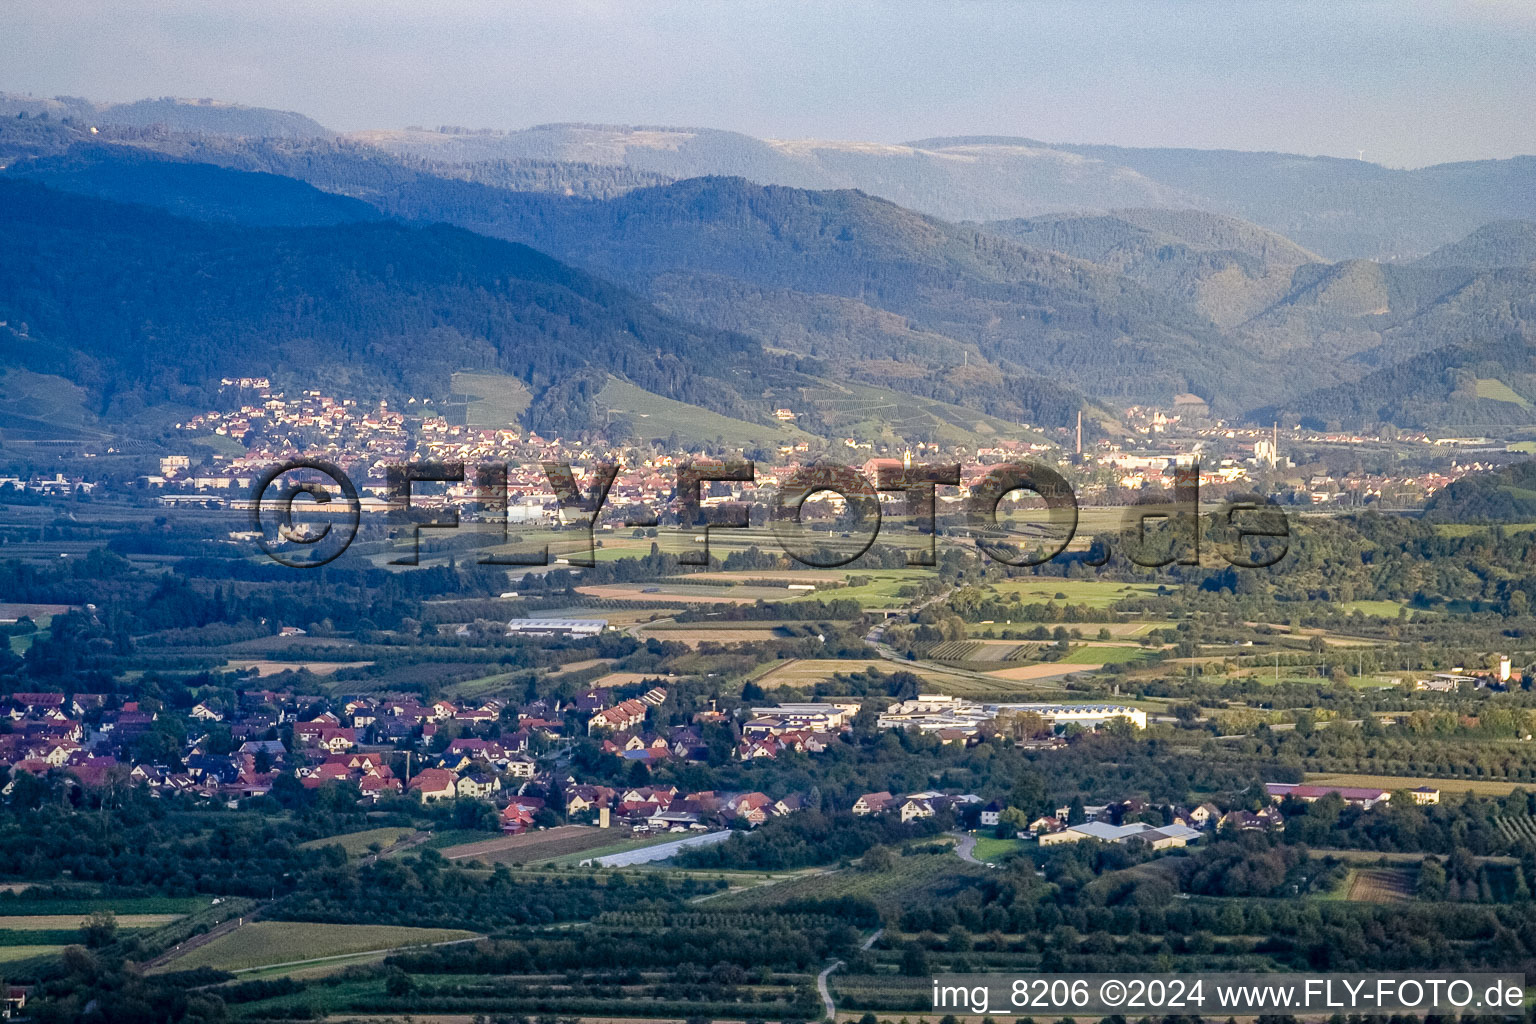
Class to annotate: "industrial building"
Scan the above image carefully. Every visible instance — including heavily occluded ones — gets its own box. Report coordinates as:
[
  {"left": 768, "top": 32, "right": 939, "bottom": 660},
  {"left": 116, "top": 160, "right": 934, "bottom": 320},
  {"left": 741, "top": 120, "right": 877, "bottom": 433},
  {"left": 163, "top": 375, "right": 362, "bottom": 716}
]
[{"left": 504, "top": 618, "right": 608, "bottom": 638}]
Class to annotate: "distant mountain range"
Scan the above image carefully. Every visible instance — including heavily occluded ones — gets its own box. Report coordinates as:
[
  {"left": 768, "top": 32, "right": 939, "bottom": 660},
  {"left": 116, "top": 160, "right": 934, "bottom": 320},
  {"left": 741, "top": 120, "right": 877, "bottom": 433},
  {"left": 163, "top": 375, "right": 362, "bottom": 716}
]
[
  {"left": 1, "top": 92, "right": 1535, "bottom": 440},
  {"left": 7, "top": 93, "right": 1534, "bottom": 259},
  {"left": 356, "top": 123, "right": 1536, "bottom": 261},
  {"left": 0, "top": 93, "right": 330, "bottom": 139}
]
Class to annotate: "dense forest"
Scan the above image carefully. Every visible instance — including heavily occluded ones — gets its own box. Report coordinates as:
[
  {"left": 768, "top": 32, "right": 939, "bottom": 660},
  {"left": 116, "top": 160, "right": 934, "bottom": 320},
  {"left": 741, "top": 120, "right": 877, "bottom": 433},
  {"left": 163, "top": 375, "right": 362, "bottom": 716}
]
[{"left": 0, "top": 178, "right": 784, "bottom": 437}]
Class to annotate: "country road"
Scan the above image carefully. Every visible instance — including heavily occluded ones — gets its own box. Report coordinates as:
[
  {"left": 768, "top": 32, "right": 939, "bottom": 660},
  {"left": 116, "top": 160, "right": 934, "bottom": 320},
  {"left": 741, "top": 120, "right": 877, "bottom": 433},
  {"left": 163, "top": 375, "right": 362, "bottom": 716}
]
[
  {"left": 361, "top": 829, "right": 430, "bottom": 865},
  {"left": 864, "top": 618, "right": 1077, "bottom": 692},
  {"left": 951, "top": 831, "right": 981, "bottom": 864},
  {"left": 817, "top": 927, "right": 884, "bottom": 1020}
]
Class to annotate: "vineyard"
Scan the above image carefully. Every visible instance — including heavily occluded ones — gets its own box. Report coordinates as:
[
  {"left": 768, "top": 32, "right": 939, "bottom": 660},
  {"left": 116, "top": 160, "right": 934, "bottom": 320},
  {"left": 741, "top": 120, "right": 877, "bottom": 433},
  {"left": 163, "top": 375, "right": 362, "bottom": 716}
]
[
  {"left": 1495, "top": 815, "right": 1536, "bottom": 844},
  {"left": 927, "top": 641, "right": 1033, "bottom": 663},
  {"left": 714, "top": 853, "right": 991, "bottom": 916},
  {"left": 1344, "top": 867, "right": 1414, "bottom": 902}
]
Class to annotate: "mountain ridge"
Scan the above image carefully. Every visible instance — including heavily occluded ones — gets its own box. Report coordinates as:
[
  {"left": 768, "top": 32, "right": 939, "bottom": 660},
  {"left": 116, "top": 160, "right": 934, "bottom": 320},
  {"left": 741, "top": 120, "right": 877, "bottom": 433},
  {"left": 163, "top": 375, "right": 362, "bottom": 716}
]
[{"left": 0, "top": 177, "right": 786, "bottom": 440}]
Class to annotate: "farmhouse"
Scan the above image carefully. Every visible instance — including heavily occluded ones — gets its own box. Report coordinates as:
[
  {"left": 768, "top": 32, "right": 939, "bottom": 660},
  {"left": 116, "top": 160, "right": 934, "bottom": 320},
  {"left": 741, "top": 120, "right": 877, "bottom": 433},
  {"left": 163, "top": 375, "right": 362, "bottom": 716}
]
[
  {"left": 898, "top": 797, "right": 935, "bottom": 822},
  {"left": 408, "top": 768, "right": 458, "bottom": 802},
  {"left": 456, "top": 772, "right": 501, "bottom": 798},
  {"left": 852, "top": 791, "right": 894, "bottom": 815},
  {"left": 1037, "top": 821, "right": 1201, "bottom": 849}
]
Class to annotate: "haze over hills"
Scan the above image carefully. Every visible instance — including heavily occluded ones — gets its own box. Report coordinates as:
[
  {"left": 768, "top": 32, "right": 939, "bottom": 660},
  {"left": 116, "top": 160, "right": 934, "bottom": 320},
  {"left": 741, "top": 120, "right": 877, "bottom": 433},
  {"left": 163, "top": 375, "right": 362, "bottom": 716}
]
[
  {"left": 358, "top": 123, "right": 1536, "bottom": 261},
  {"left": 0, "top": 92, "right": 330, "bottom": 139},
  {"left": 8, "top": 93, "right": 1533, "bottom": 259},
  {"left": 2, "top": 91, "right": 1536, "bottom": 438}
]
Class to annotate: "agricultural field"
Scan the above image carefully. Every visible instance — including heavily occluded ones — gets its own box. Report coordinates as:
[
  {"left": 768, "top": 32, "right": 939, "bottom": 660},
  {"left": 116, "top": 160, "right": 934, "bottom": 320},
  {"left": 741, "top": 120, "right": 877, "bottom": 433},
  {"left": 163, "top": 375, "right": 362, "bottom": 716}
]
[
  {"left": 790, "top": 570, "right": 932, "bottom": 610},
  {"left": 298, "top": 827, "right": 418, "bottom": 858},
  {"left": 590, "top": 670, "right": 669, "bottom": 687},
  {"left": 1434, "top": 522, "right": 1536, "bottom": 538},
  {"left": 928, "top": 640, "right": 1033, "bottom": 663},
  {"left": 442, "top": 669, "right": 522, "bottom": 701},
  {"left": 0, "top": 945, "right": 63, "bottom": 964},
  {"left": 440, "top": 825, "right": 622, "bottom": 865},
  {"left": 716, "top": 852, "right": 991, "bottom": 916},
  {"left": 970, "top": 642, "right": 1034, "bottom": 662},
  {"left": 576, "top": 582, "right": 777, "bottom": 604},
  {"left": 0, "top": 368, "right": 110, "bottom": 444},
  {"left": 1060, "top": 643, "right": 1156, "bottom": 665},
  {"left": 448, "top": 371, "right": 533, "bottom": 428},
  {"left": 988, "top": 578, "right": 1165, "bottom": 609},
  {"left": 598, "top": 377, "right": 817, "bottom": 448},
  {"left": 0, "top": 896, "right": 208, "bottom": 916},
  {"left": 752, "top": 658, "right": 956, "bottom": 690},
  {"left": 8, "top": 619, "right": 49, "bottom": 655},
  {"left": 1310, "top": 849, "right": 1517, "bottom": 869},
  {"left": 1474, "top": 378, "right": 1534, "bottom": 410},
  {"left": 157, "top": 921, "right": 477, "bottom": 973},
  {"left": 1343, "top": 867, "right": 1415, "bottom": 902},
  {"left": 686, "top": 570, "right": 849, "bottom": 585},
  {"left": 983, "top": 662, "right": 1096, "bottom": 683},
  {"left": 636, "top": 626, "right": 787, "bottom": 646},
  {"left": 1339, "top": 599, "right": 1410, "bottom": 618},
  {"left": 1496, "top": 816, "right": 1536, "bottom": 845},
  {"left": 1305, "top": 772, "right": 1527, "bottom": 796},
  {"left": 0, "top": 914, "right": 182, "bottom": 930},
  {"left": 969, "top": 837, "right": 1027, "bottom": 863}
]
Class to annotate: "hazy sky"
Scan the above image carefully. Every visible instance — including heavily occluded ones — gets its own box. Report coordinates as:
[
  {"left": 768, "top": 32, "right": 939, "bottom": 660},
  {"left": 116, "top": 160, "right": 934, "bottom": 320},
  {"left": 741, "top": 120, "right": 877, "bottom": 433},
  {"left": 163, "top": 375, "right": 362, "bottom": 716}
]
[{"left": 5, "top": 0, "right": 1534, "bottom": 167}]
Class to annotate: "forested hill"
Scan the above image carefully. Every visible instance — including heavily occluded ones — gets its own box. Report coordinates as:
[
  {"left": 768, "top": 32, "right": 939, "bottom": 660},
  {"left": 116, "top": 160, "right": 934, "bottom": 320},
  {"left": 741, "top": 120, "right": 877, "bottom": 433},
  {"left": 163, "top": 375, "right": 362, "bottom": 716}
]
[
  {"left": 0, "top": 179, "right": 775, "bottom": 436},
  {"left": 979, "top": 209, "right": 1321, "bottom": 328},
  {"left": 1416, "top": 221, "right": 1536, "bottom": 270},
  {"left": 1422, "top": 460, "right": 1536, "bottom": 524},
  {"left": 0, "top": 141, "right": 1098, "bottom": 433},
  {"left": 345, "top": 173, "right": 1236, "bottom": 410},
  {"left": 5, "top": 116, "right": 1536, "bottom": 433},
  {"left": 7, "top": 146, "right": 383, "bottom": 226}
]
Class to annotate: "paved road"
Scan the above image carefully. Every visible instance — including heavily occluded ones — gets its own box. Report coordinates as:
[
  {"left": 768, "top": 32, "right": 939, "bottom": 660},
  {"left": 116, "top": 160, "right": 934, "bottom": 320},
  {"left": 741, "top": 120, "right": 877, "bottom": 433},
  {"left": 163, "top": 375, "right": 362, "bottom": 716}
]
[
  {"left": 952, "top": 831, "right": 982, "bottom": 864},
  {"left": 816, "top": 960, "right": 841, "bottom": 1019},
  {"left": 817, "top": 928, "right": 884, "bottom": 1020}
]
